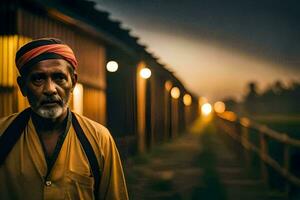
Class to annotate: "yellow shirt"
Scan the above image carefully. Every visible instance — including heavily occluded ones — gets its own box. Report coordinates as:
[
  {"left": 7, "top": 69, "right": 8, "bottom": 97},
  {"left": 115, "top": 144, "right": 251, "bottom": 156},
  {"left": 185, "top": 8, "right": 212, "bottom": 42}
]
[{"left": 0, "top": 111, "right": 128, "bottom": 200}]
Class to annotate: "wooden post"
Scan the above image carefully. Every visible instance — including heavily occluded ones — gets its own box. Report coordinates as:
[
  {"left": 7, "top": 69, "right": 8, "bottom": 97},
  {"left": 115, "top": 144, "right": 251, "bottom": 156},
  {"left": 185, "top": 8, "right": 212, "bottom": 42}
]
[
  {"left": 259, "top": 131, "right": 269, "bottom": 185},
  {"left": 241, "top": 126, "right": 250, "bottom": 168},
  {"left": 136, "top": 62, "right": 146, "bottom": 153},
  {"left": 235, "top": 121, "right": 243, "bottom": 156},
  {"left": 235, "top": 121, "right": 241, "bottom": 140},
  {"left": 171, "top": 98, "right": 179, "bottom": 138},
  {"left": 283, "top": 134, "right": 290, "bottom": 197}
]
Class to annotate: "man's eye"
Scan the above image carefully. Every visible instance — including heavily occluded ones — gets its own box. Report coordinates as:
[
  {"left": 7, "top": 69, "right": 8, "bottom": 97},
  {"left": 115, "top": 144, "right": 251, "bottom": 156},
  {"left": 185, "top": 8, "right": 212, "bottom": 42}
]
[
  {"left": 54, "top": 74, "right": 67, "bottom": 83},
  {"left": 31, "top": 75, "right": 44, "bottom": 84}
]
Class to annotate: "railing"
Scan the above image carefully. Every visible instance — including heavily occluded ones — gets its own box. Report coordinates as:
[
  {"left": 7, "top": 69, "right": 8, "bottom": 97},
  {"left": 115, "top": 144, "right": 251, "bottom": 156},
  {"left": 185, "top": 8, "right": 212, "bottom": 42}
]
[{"left": 216, "top": 112, "right": 300, "bottom": 194}]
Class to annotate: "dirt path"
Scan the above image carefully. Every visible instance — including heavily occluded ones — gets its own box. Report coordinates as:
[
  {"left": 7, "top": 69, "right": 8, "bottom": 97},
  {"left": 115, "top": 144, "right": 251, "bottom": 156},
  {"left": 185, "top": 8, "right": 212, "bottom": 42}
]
[
  {"left": 124, "top": 117, "right": 285, "bottom": 200},
  {"left": 124, "top": 131, "right": 204, "bottom": 200}
]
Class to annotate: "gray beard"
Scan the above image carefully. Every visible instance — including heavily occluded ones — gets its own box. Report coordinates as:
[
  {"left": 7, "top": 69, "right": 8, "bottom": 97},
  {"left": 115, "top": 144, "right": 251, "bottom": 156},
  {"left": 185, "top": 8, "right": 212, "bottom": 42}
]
[
  {"left": 28, "top": 93, "right": 71, "bottom": 119},
  {"left": 35, "top": 106, "right": 65, "bottom": 119},
  {"left": 30, "top": 97, "right": 70, "bottom": 119}
]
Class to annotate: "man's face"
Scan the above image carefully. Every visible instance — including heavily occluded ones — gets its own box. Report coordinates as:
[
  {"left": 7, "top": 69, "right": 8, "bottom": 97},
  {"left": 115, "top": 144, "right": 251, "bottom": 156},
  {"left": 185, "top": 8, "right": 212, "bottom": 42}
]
[{"left": 19, "top": 59, "right": 76, "bottom": 119}]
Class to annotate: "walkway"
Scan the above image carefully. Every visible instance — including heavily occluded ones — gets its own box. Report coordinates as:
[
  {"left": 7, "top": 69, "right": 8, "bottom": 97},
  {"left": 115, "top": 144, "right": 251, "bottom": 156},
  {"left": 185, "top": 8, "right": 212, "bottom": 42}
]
[{"left": 124, "top": 116, "right": 286, "bottom": 200}]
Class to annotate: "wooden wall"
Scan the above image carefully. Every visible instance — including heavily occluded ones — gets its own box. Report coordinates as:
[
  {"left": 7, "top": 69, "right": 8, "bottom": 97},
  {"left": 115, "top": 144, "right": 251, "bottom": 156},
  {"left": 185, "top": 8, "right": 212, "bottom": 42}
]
[{"left": 0, "top": 35, "right": 31, "bottom": 116}]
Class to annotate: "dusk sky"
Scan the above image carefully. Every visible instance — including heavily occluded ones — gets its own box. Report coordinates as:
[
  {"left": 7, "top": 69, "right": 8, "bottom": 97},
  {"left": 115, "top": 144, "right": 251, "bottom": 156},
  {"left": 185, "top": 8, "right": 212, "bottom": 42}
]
[{"left": 92, "top": 0, "right": 300, "bottom": 102}]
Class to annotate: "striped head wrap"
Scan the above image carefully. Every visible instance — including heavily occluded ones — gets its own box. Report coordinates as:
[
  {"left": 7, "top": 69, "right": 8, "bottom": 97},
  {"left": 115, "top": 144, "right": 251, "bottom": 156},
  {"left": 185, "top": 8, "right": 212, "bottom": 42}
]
[{"left": 15, "top": 38, "right": 78, "bottom": 74}]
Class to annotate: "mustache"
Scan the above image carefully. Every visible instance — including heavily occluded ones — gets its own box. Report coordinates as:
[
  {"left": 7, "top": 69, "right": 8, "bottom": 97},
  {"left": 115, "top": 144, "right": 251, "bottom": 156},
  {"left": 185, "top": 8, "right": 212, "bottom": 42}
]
[{"left": 40, "top": 96, "right": 63, "bottom": 105}]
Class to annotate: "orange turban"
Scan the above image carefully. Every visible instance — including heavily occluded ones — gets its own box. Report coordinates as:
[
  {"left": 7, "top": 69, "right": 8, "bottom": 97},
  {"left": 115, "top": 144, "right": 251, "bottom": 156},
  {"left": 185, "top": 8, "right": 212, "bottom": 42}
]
[{"left": 15, "top": 38, "right": 78, "bottom": 74}]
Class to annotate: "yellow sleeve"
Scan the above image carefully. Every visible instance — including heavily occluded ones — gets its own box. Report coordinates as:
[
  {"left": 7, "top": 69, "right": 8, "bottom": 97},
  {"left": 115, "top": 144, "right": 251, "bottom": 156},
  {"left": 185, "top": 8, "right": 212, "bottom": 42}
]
[{"left": 98, "top": 129, "right": 129, "bottom": 200}]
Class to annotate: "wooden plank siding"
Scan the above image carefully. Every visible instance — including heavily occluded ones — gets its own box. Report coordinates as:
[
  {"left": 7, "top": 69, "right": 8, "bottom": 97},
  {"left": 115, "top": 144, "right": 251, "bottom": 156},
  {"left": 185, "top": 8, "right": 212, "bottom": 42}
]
[
  {"left": 150, "top": 72, "right": 168, "bottom": 145},
  {"left": 83, "top": 86, "right": 106, "bottom": 125},
  {"left": 0, "top": 35, "right": 31, "bottom": 116}
]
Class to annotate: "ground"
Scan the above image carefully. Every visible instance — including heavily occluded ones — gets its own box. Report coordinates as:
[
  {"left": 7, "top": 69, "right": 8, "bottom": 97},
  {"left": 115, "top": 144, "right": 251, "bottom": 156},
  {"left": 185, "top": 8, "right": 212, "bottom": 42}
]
[{"left": 124, "top": 115, "right": 287, "bottom": 200}]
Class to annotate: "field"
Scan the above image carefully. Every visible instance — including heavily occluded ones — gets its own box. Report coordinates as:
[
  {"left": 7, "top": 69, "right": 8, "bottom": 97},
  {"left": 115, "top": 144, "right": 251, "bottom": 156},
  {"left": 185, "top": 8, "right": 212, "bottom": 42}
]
[{"left": 251, "top": 115, "right": 300, "bottom": 139}]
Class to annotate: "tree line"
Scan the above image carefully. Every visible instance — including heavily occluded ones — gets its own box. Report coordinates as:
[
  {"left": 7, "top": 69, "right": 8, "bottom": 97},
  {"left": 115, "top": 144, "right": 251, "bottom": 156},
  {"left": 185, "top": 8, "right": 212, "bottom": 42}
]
[{"left": 224, "top": 80, "right": 300, "bottom": 115}]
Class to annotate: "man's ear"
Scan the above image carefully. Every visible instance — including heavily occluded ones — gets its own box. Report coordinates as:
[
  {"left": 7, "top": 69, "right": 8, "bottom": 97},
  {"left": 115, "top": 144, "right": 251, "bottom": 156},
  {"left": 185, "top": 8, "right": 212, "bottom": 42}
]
[
  {"left": 71, "top": 72, "right": 78, "bottom": 91},
  {"left": 17, "top": 76, "right": 27, "bottom": 97}
]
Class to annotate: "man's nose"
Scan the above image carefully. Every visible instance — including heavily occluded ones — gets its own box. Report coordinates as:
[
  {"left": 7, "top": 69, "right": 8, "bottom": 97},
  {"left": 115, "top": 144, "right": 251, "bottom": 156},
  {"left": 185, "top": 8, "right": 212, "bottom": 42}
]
[{"left": 43, "top": 79, "right": 57, "bottom": 95}]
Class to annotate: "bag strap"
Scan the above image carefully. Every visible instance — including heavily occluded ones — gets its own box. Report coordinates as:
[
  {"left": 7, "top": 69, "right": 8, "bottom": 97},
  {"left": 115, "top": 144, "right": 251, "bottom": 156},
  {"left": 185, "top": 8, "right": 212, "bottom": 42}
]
[
  {"left": 71, "top": 112, "right": 101, "bottom": 198},
  {"left": 0, "top": 109, "right": 101, "bottom": 198},
  {"left": 0, "top": 107, "right": 31, "bottom": 165}
]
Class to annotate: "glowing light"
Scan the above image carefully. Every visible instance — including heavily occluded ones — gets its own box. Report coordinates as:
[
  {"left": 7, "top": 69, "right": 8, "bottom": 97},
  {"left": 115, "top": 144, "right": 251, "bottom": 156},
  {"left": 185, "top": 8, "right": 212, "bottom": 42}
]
[
  {"left": 183, "top": 94, "right": 192, "bottom": 106},
  {"left": 170, "top": 87, "right": 180, "bottom": 99},
  {"left": 73, "top": 83, "right": 83, "bottom": 114},
  {"left": 201, "top": 103, "right": 212, "bottom": 115},
  {"left": 140, "top": 68, "right": 151, "bottom": 79},
  {"left": 165, "top": 80, "right": 172, "bottom": 91},
  {"left": 214, "top": 101, "right": 226, "bottom": 114},
  {"left": 106, "top": 61, "right": 118, "bottom": 72}
]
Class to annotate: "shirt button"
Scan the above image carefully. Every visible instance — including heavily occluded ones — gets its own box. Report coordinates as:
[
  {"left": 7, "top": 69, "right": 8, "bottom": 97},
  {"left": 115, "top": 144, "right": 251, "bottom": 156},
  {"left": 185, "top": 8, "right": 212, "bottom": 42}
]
[{"left": 45, "top": 180, "right": 52, "bottom": 186}]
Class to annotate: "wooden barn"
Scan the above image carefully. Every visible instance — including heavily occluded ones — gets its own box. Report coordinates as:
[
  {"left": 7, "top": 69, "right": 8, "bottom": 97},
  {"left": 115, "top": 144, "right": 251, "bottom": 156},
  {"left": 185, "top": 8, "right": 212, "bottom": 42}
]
[{"left": 0, "top": 0, "right": 199, "bottom": 156}]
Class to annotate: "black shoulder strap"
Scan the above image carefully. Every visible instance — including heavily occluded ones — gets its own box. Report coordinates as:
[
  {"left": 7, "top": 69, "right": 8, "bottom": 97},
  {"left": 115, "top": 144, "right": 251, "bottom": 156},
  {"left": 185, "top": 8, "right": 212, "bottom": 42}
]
[
  {"left": 0, "top": 108, "right": 31, "bottom": 165},
  {"left": 0, "top": 109, "right": 100, "bottom": 197},
  {"left": 71, "top": 112, "right": 101, "bottom": 198}
]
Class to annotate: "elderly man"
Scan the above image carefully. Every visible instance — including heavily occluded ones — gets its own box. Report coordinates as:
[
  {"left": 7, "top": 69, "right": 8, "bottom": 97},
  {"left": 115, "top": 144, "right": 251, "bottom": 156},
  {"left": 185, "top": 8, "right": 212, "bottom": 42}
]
[{"left": 0, "top": 38, "right": 128, "bottom": 200}]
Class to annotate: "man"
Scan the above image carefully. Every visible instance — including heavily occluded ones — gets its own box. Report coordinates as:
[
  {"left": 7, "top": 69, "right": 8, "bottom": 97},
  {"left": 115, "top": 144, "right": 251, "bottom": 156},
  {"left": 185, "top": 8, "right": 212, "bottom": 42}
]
[{"left": 0, "top": 38, "right": 128, "bottom": 200}]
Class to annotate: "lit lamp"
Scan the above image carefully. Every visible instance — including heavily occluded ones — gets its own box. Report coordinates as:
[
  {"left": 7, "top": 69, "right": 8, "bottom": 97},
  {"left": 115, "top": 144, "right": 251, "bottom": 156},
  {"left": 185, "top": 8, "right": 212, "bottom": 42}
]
[
  {"left": 164, "top": 80, "right": 172, "bottom": 91},
  {"left": 106, "top": 61, "right": 118, "bottom": 72},
  {"left": 183, "top": 94, "right": 192, "bottom": 106},
  {"left": 214, "top": 101, "right": 226, "bottom": 114},
  {"left": 170, "top": 87, "right": 180, "bottom": 99},
  {"left": 140, "top": 67, "right": 151, "bottom": 79},
  {"left": 201, "top": 103, "right": 212, "bottom": 115}
]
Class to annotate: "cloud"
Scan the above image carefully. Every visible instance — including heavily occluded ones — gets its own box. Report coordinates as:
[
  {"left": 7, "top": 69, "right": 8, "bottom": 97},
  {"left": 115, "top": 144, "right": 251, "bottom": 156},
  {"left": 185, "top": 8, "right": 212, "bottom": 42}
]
[{"left": 92, "top": 0, "right": 300, "bottom": 100}]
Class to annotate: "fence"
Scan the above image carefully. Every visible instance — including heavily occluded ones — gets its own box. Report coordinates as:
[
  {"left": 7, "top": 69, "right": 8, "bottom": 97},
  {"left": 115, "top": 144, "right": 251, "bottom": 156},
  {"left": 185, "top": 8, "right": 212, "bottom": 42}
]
[{"left": 216, "top": 112, "right": 300, "bottom": 196}]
